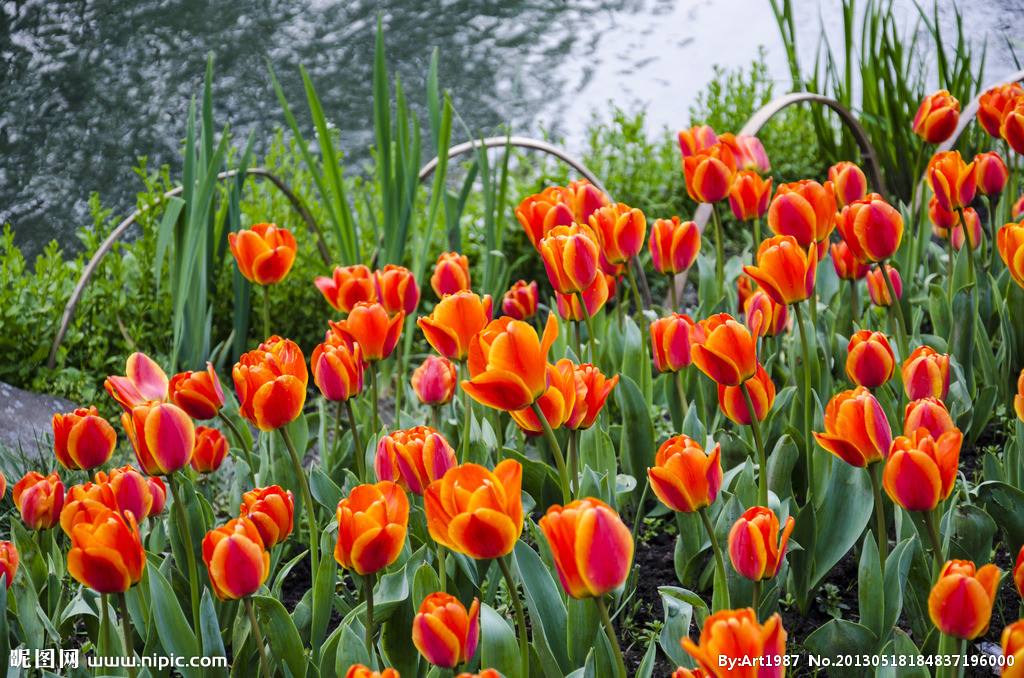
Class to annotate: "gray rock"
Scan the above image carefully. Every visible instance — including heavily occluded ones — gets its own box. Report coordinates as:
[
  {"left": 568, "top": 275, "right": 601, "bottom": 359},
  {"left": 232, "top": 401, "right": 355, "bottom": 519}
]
[{"left": 0, "top": 381, "right": 73, "bottom": 459}]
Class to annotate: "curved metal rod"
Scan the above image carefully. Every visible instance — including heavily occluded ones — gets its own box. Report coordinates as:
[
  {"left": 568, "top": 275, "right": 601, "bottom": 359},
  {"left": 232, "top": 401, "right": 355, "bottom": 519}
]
[{"left": 47, "top": 167, "right": 331, "bottom": 369}]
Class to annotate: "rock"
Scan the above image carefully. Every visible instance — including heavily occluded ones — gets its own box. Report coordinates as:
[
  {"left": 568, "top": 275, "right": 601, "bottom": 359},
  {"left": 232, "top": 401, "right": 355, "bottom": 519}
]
[{"left": 0, "top": 381, "right": 71, "bottom": 459}]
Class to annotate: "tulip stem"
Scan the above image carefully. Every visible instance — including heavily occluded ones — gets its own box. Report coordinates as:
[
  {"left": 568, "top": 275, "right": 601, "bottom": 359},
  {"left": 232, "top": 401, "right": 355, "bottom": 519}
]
[
  {"left": 752, "top": 217, "right": 761, "bottom": 265},
  {"left": 675, "top": 370, "right": 689, "bottom": 424},
  {"left": 345, "top": 399, "right": 364, "bottom": 481},
  {"left": 946, "top": 236, "right": 956, "bottom": 305},
  {"left": 245, "top": 597, "right": 272, "bottom": 678},
  {"left": 261, "top": 284, "right": 271, "bottom": 339},
  {"left": 577, "top": 290, "right": 598, "bottom": 360},
  {"left": 849, "top": 279, "right": 860, "bottom": 331},
  {"left": 937, "top": 632, "right": 963, "bottom": 678},
  {"left": 218, "top": 411, "right": 256, "bottom": 486},
  {"left": 118, "top": 593, "right": 137, "bottom": 678},
  {"left": 498, "top": 556, "right": 529, "bottom": 678},
  {"left": 625, "top": 262, "right": 645, "bottom": 315},
  {"left": 793, "top": 302, "right": 815, "bottom": 507},
  {"left": 751, "top": 580, "right": 761, "bottom": 620},
  {"left": 573, "top": 320, "right": 583, "bottom": 361},
  {"left": 698, "top": 507, "right": 731, "bottom": 611},
  {"left": 669, "top": 275, "right": 678, "bottom": 312},
  {"left": 362, "top": 573, "right": 377, "bottom": 667},
  {"left": 531, "top": 401, "right": 571, "bottom": 503},
  {"left": 711, "top": 204, "right": 725, "bottom": 293},
  {"left": 430, "top": 404, "right": 442, "bottom": 432},
  {"left": 924, "top": 508, "right": 945, "bottom": 577},
  {"left": 168, "top": 474, "right": 202, "bottom": 653},
  {"left": 880, "top": 260, "right": 909, "bottom": 360},
  {"left": 594, "top": 596, "right": 627, "bottom": 678},
  {"left": 436, "top": 545, "right": 447, "bottom": 592},
  {"left": 369, "top": 364, "right": 381, "bottom": 435},
  {"left": 99, "top": 592, "right": 110, "bottom": 664},
  {"left": 460, "top": 360, "right": 472, "bottom": 461},
  {"left": 741, "top": 382, "right": 769, "bottom": 507},
  {"left": 568, "top": 430, "right": 579, "bottom": 497},
  {"left": 280, "top": 427, "right": 320, "bottom": 577},
  {"left": 869, "top": 463, "right": 889, "bottom": 571}
]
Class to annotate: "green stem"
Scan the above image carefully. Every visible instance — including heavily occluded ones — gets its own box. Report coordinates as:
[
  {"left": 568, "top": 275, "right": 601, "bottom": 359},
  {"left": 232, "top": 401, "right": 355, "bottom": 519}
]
[
  {"left": 430, "top": 404, "right": 442, "bottom": 432},
  {"left": 498, "top": 556, "right": 529, "bottom": 678},
  {"left": 947, "top": 235, "right": 955, "bottom": 306},
  {"left": 119, "top": 593, "right": 137, "bottom": 678},
  {"left": 531, "top": 401, "right": 570, "bottom": 503},
  {"left": 578, "top": 293, "right": 598, "bottom": 361},
  {"left": 869, "top": 463, "right": 888, "bottom": 571},
  {"left": 261, "top": 284, "right": 271, "bottom": 339},
  {"left": 669, "top": 275, "right": 678, "bottom": 312},
  {"left": 99, "top": 592, "right": 110, "bottom": 665},
  {"left": 460, "top": 360, "right": 472, "bottom": 461},
  {"left": 594, "top": 596, "right": 627, "bottom": 678},
  {"left": 937, "top": 632, "right": 963, "bottom": 678},
  {"left": 363, "top": 573, "right": 377, "bottom": 667},
  {"left": 345, "top": 399, "right": 365, "bottom": 482},
  {"left": 280, "top": 427, "right": 320, "bottom": 576},
  {"left": 573, "top": 319, "right": 583, "bottom": 360},
  {"left": 675, "top": 370, "right": 689, "bottom": 423},
  {"left": 849, "top": 279, "right": 860, "bottom": 330},
  {"left": 793, "top": 302, "right": 815, "bottom": 507},
  {"left": 168, "top": 474, "right": 202, "bottom": 653},
  {"left": 741, "top": 382, "right": 769, "bottom": 507},
  {"left": 369, "top": 364, "right": 380, "bottom": 435},
  {"left": 218, "top": 411, "right": 256, "bottom": 486},
  {"left": 625, "top": 262, "right": 645, "bottom": 315},
  {"left": 880, "top": 260, "right": 909, "bottom": 360},
  {"left": 752, "top": 217, "right": 761, "bottom": 264},
  {"left": 924, "top": 508, "right": 945, "bottom": 576},
  {"left": 568, "top": 430, "right": 579, "bottom": 497},
  {"left": 698, "top": 507, "right": 731, "bottom": 610},
  {"left": 629, "top": 481, "right": 650, "bottom": 556},
  {"left": 245, "top": 597, "right": 272, "bottom": 678},
  {"left": 436, "top": 545, "right": 447, "bottom": 592},
  {"left": 394, "top": 343, "right": 404, "bottom": 429},
  {"left": 711, "top": 203, "right": 725, "bottom": 292},
  {"left": 333, "top": 399, "right": 344, "bottom": 467},
  {"left": 751, "top": 580, "right": 761, "bottom": 620}
]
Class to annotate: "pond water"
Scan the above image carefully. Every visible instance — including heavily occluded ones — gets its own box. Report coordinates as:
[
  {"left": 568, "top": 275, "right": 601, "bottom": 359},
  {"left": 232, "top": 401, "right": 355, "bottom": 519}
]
[{"left": 1, "top": 0, "right": 1018, "bottom": 255}]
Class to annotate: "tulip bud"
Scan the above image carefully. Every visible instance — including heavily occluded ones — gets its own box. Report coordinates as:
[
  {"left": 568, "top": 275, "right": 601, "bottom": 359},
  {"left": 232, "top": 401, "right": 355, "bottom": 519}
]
[
  {"left": 929, "top": 560, "right": 1000, "bottom": 639},
  {"left": 95, "top": 465, "right": 156, "bottom": 523},
  {"left": 52, "top": 406, "right": 116, "bottom": 471},
  {"left": 104, "top": 351, "right": 169, "bottom": 411},
  {"left": 463, "top": 314, "right": 559, "bottom": 412},
  {"left": 902, "top": 345, "right": 950, "bottom": 401},
  {"left": 376, "top": 426, "right": 457, "bottom": 495},
  {"left": 555, "top": 271, "right": 611, "bottom": 321},
  {"left": 588, "top": 203, "right": 646, "bottom": 265},
  {"left": 431, "top": 251, "right": 471, "bottom": 298},
  {"left": 508, "top": 360, "right": 578, "bottom": 434},
  {"left": 648, "top": 435, "right": 722, "bottom": 513},
  {"left": 977, "top": 83, "right": 1023, "bottom": 137},
  {"left": 335, "top": 482, "right": 409, "bottom": 575},
  {"left": 728, "top": 171, "right": 773, "bottom": 222},
  {"left": 147, "top": 476, "right": 167, "bottom": 517},
  {"left": 538, "top": 497, "right": 634, "bottom": 598},
  {"left": 717, "top": 364, "right": 776, "bottom": 426},
  {"left": 412, "top": 592, "right": 480, "bottom": 668},
  {"left": 677, "top": 125, "right": 718, "bottom": 158},
  {"left": 719, "top": 133, "right": 770, "bottom": 174},
  {"left": 0, "top": 542, "right": 17, "bottom": 588},
  {"left": 883, "top": 428, "right": 961, "bottom": 511},
  {"left": 1003, "top": 99, "right": 1024, "bottom": 154},
  {"left": 866, "top": 265, "right": 902, "bottom": 307},
  {"left": 375, "top": 263, "right": 420, "bottom": 316},
  {"left": 904, "top": 398, "right": 955, "bottom": 439},
  {"left": 743, "top": 290, "right": 788, "bottom": 338},
  {"left": 683, "top": 143, "right": 737, "bottom": 203},
  {"left": 728, "top": 507, "right": 795, "bottom": 581},
  {"left": 649, "top": 217, "right": 701, "bottom": 275},
  {"left": 813, "top": 387, "right": 892, "bottom": 467},
  {"left": 836, "top": 194, "right": 904, "bottom": 263},
  {"left": 311, "top": 338, "right": 365, "bottom": 402},
  {"left": 241, "top": 485, "right": 295, "bottom": 548},
  {"left": 692, "top": 314, "right": 757, "bottom": 386},
  {"left": 929, "top": 196, "right": 958, "bottom": 235},
  {"left": 767, "top": 180, "right": 836, "bottom": 248},
  {"left": 344, "top": 666, "right": 399, "bottom": 678},
  {"left": 743, "top": 235, "right": 817, "bottom": 305},
  {"left": 168, "top": 363, "right": 225, "bottom": 420},
  {"left": 67, "top": 508, "right": 146, "bottom": 593},
  {"left": 202, "top": 517, "right": 270, "bottom": 600},
  {"left": 334, "top": 302, "right": 404, "bottom": 362},
  {"left": 314, "top": 264, "right": 377, "bottom": 313},
  {"left": 828, "top": 161, "right": 868, "bottom": 208},
  {"left": 501, "top": 280, "right": 539, "bottom": 320},
  {"left": 539, "top": 224, "right": 600, "bottom": 294},
  {"left": 974, "top": 151, "right": 1009, "bottom": 196},
  {"left": 1015, "top": 543, "right": 1024, "bottom": 600},
  {"left": 564, "top": 363, "right": 618, "bottom": 431},
  {"left": 228, "top": 223, "right": 297, "bottom": 286},
  {"left": 233, "top": 336, "right": 308, "bottom": 431},
  {"left": 999, "top": 221, "right": 1024, "bottom": 289},
  {"left": 950, "top": 207, "right": 983, "bottom": 252},
  {"left": 121, "top": 402, "right": 196, "bottom": 475},
  {"left": 913, "top": 90, "right": 960, "bottom": 143},
  {"left": 928, "top": 151, "right": 977, "bottom": 212},
  {"left": 649, "top": 314, "right": 700, "bottom": 373},
  {"left": 13, "top": 471, "right": 64, "bottom": 530},
  {"left": 1002, "top": 619, "right": 1024, "bottom": 675},
  {"left": 846, "top": 330, "right": 896, "bottom": 388},
  {"left": 418, "top": 291, "right": 493, "bottom": 361},
  {"left": 682, "top": 609, "right": 787, "bottom": 677},
  {"left": 411, "top": 356, "right": 457, "bottom": 407},
  {"left": 190, "top": 426, "right": 228, "bottom": 474},
  {"left": 515, "top": 186, "right": 576, "bottom": 249}
]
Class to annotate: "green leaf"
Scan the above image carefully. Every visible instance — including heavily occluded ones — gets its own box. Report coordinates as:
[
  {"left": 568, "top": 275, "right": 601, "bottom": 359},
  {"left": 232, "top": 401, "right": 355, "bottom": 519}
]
[
  {"left": 512, "top": 542, "right": 570, "bottom": 673},
  {"left": 372, "top": 566, "right": 411, "bottom": 622},
  {"left": 658, "top": 586, "right": 706, "bottom": 668},
  {"left": 810, "top": 460, "right": 873, "bottom": 589},
  {"left": 803, "top": 620, "right": 878, "bottom": 676},
  {"left": 199, "top": 588, "right": 227, "bottom": 670},
  {"left": 857, "top": 532, "right": 883, "bottom": 639},
  {"left": 948, "top": 503, "right": 996, "bottom": 565},
  {"left": 976, "top": 481, "right": 1024, "bottom": 554},
  {"left": 882, "top": 538, "right": 915, "bottom": 641},
  {"left": 311, "top": 530, "right": 337, "bottom": 650},
  {"left": 147, "top": 566, "right": 200, "bottom": 678},
  {"left": 252, "top": 595, "right": 307, "bottom": 678},
  {"left": 481, "top": 602, "right": 521, "bottom": 678},
  {"left": 615, "top": 375, "right": 655, "bottom": 481}
]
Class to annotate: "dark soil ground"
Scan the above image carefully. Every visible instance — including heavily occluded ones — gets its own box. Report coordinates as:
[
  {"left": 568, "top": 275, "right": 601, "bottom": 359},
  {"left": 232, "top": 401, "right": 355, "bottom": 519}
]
[{"left": 623, "top": 523, "right": 677, "bottom": 675}]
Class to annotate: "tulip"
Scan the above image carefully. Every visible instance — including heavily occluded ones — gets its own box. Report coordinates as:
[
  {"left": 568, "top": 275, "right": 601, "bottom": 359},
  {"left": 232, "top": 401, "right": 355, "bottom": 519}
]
[
  {"left": 564, "top": 363, "right": 618, "bottom": 431},
  {"left": 168, "top": 363, "right": 225, "bottom": 420},
  {"left": 0, "top": 471, "right": 5, "bottom": 502},
  {"left": 828, "top": 161, "right": 868, "bottom": 208},
  {"left": 1015, "top": 544, "right": 1024, "bottom": 600},
  {"left": 335, "top": 481, "right": 409, "bottom": 575},
  {"left": 418, "top": 291, "right": 493, "bottom": 361},
  {"left": 233, "top": 336, "right": 308, "bottom": 431},
  {"left": 311, "top": 338, "right": 364, "bottom": 403},
  {"left": 1016, "top": 368, "right": 1024, "bottom": 422},
  {"left": 539, "top": 497, "right": 634, "bottom": 598},
  {"left": 671, "top": 668, "right": 708, "bottom": 678},
  {"left": 677, "top": 125, "right": 718, "bottom": 158},
  {"left": 241, "top": 485, "right": 294, "bottom": 548},
  {"left": 866, "top": 265, "right": 902, "bottom": 308},
  {"left": 743, "top": 290, "right": 788, "bottom": 338},
  {"left": 190, "top": 426, "right": 228, "bottom": 474},
  {"left": 456, "top": 671, "right": 501, "bottom": 678},
  {"left": 766, "top": 179, "right": 836, "bottom": 248},
  {"left": 846, "top": 330, "right": 895, "bottom": 388},
  {"left": 508, "top": 359, "right": 579, "bottom": 437},
  {"left": 1003, "top": 619, "right": 1024, "bottom": 678},
  {"left": 61, "top": 493, "right": 118, "bottom": 537},
  {"left": 411, "top": 356, "right": 457, "bottom": 406},
  {"left": 462, "top": 314, "right": 559, "bottom": 412},
  {"left": 588, "top": 203, "right": 646, "bottom": 265},
  {"left": 0, "top": 542, "right": 17, "bottom": 588},
  {"left": 728, "top": 171, "right": 772, "bottom": 223},
  {"left": 647, "top": 435, "right": 722, "bottom": 513},
  {"left": 555, "top": 272, "right": 611, "bottom": 321},
  {"left": 681, "top": 608, "right": 787, "bottom": 678},
  {"left": 692, "top": 313, "right": 757, "bottom": 386},
  {"left": 52, "top": 406, "right": 116, "bottom": 471},
  {"left": 538, "top": 224, "right": 601, "bottom": 295},
  {"left": 912, "top": 90, "right": 960, "bottom": 143},
  {"left": 929, "top": 196, "right": 958, "bottom": 234},
  {"left": 412, "top": 592, "right": 480, "bottom": 669},
  {"left": 728, "top": 506, "right": 795, "bottom": 582},
  {"left": 562, "top": 179, "right": 609, "bottom": 224},
  {"left": 375, "top": 426, "right": 457, "bottom": 495},
  {"left": 228, "top": 223, "right": 296, "bottom": 286},
  {"left": 999, "top": 221, "right": 1024, "bottom": 288},
  {"left": 927, "top": 151, "right": 977, "bottom": 212},
  {"left": 813, "top": 387, "right": 892, "bottom": 467},
  {"left": 649, "top": 314, "right": 699, "bottom": 373},
  {"left": 314, "top": 264, "right": 377, "bottom": 313},
  {"left": 333, "top": 302, "right": 404, "bottom": 362},
  {"left": 431, "top": 251, "right": 471, "bottom": 298},
  {"left": 950, "top": 207, "right": 982, "bottom": 252},
  {"left": 96, "top": 466, "right": 156, "bottom": 522},
  {"left": 515, "top": 186, "right": 577, "bottom": 249},
  {"left": 718, "top": 133, "right": 770, "bottom": 174},
  {"left": 717, "top": 364, "right": 776, "bottom": 427},
  {"left": 974, "top": 151, "right": 1009, "bottom": 196},
  {"left": 202, "top": 517, "right": 270, "bottom": 600},
  {"left": 929, "top": 560, "right": 1000, "bottom": 640},
  {"left": 904, "top": 398, "right": 955, "bottom": 439},
  {"left": 883, "top": 428, "right": 961, "bottom": 512},
  {"left": 501, "top": 280, "right": 539, "bottom": 320},
  {"left": 13, "top": 471, "right": 64, "bottom": 530},
  {"left": 147, "top": 476, "right": 167, "bottom": 517},
  {"left": 736, "top": 274, "right": 755, "bottom": 311},
  {"left": 1015, "top": 195, "right": 1024, "bottom": 220},
  {"left": 67, "top": 508, "right": 146, "bottom": 593},
  {"left": 835, "top": 194, "right": 904, "bottom": 263},
  {"left": 104, "top": 351, "right": 169, "bottom": 411},
  {"left": 121, "top": 402, "right": 196, "bottom": 475},
  {"left": 901, "top": 345, "right": 950, "bottom": 401},
  {"left": 683, "top": 143, "right": 736, "bottom": 203},
  {"left": 1003, "top": 99, "right": 1024, "bottom": 154},
  {"left": 649, "top": 216, "right": 701, "bottom": 275},
  {"left": 977, "top": 83, "right": 1024, "bottom": 137},
  {"left": 743, "top": 235, "right": 817, "bottom": 305},
  {"left": 375, "top": 264, "right": 420, "bottom": 316},
  {"left": 424, "top": 460, "right": 522, "bottom": 560},
  {"left": 345, "top": 666, "right": 399, "bottom": 678}
]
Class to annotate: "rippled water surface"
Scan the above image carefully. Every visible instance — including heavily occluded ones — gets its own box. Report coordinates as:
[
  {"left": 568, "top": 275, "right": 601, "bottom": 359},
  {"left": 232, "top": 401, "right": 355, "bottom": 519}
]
[{"left": 1, "top": 0, "right": 1019, "bottom": 253}]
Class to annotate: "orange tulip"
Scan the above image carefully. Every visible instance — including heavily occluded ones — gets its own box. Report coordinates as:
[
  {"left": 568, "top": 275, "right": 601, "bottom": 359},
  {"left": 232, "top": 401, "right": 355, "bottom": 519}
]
[
  {"left": 412, "top": 592, "right": 480, "bottom": 669},
  {"left": 539, "top": 224, "right": 601, "bottom": 294},
  {"left": 1015, "top": 368, "right": 1024, "bottom": 422},
  {"left": 1016, "top": 544, "right": 1024, "bottom": 599},
  {"left": 766, "top": 179, "right": 836, "bottom": 248},
  {"left": 978, "top": 83, "right": 1024, "bottom": 137},
  {"left": 52, "top": 406, "right": 116, "bottom": 471},
  {"left": 912, "top": 90, "right": 960, "bottom": 143},
  {"left": 677, "top": 125, "right": 718, "bottom": 158},
  {"left": 333, "top": 302, "right": 404, "bottom": 362},
  {"left": 728, "top": 506, "right": 795, "bottom": 581},
  {"left": 190, "top": 426, "right": 228, "bottom": 474},
  {"left": 866, "top": 265, "right": 902, "bottom": 308},
  {"left": 555, "top": 272, "right": 610, "bottom": 321},
  {"left": 418, "top": 291, "right": 493, "bottom": 361},
  {"left": 1003, "top": 98, "right": 1024, "bottom": 154},
  {"left": 61, "top": 491, "right": 118, "bottom": 537},
  {"left": 835, "top": 194, "right": 904, "bottom": 262},
  {"left": 649, "top": 216, "right": 701, "bottom": 275},
  {"left": 1003, "top": 619, "right": 1024, "bottom": 678},
  {"left": 846, "top": 330, "right": 895, "bottom": 388},
  {"left": 950, "top": 207, "right": 983, "bottom": 252},
  {"left": 736, "top": 274, "right": 755, "bottom": 311},
  {"left": 1016, "top": 196, "right": 1024, "bottom": 221},
  {"left": 927, "top": 151, "right": 977, "bottom": 212},
  {"left": 311, "top": 337, "right": 364, "bottom": 402},
  {"left": 344, "top": 666, "right": 399, "bottom": 678},
  {"left": 14, "top": 471, "right": 64, "bottom": 530},
  {"left": 501, "top": 280, "right": 539, "bottom": 320},
  {"left": 902, "top": 345, "right": 950, "bottom": 401},
  {"left": 431, "top": 251, "right": 471, "bottom": 298},
  {"left": 0, "top": 542, "right": 17, "bottom": 588},
  {"left": 999, "top": 221, "right": 1024, "bottom": 288},
  {"left": 691, "top": 313, "right": 757, "bottom": 386},
  {"left": 728, "top": 171, "right": 773, "bottom": 222},
  {"left": 232, "top": 336, "right": 308, "bottom": 431},
  {"left": 929, "top": 559, "right": 1000, "bottom": 639},
  {"left": 104, "top": 351, "right": 169, "bottom": 411},
  {"left": 121, "top": 402, "right": 195, "bottom": 475},
  {"left": 672, "top": 668, "right": 708, "bottom": 678},
  {"left": 813, "top": 387, "right": 892, "bottom": 468},
  {"left": 743, "top": 235, "right": 817, "bottom": 305},
  {"left": 743, "top": 290, "right": 788, "bottom": 338},
  {"left": 98, "top": 466, "right": 157, "bottom": 523},
  {"left": 335, "top": 481, "right": 409, "bottom": 575},
  {"left": 562, "top": 179, "right": 609, "bottom": 224},
  {"left": 883, "top": 428, "right": 961, "bottom": 511},
  {"left": 538, "top": 497, "right": 634, "bottom": 598},
  {"left": 456, "top": 671, "right": 501, "bottom": 678},
  {"left": 168, "top": 363, "right": 225, "bottom": 420},
  {"left": 375, "top": 264, "right": 420, "bottom": 316},
  {"left": 148, "top": 476, "right": 167, "bottom": 517},
  {"left": 718, "top": 364, "right": 776, "bottom": 426},
  {"left": 718, "top": 133, "right": 770, "bottom": 174},
  {"left": 202, "top": 517, "right": 270, "bottom": 600},
  {"left": 411, "top": 356, "right": 457, "bottom": 406},
  {"left": 682, "top": 608, "right": 787, "bottom": 678},
  {"left": 928, "top": 196, "right": 958, "bottom": 238},
  {"left": 904, "top": 398, "right": 955, "bottom": 439},
  {"left": 0, "top": 471, "right": 5, "bottom": 502},
  {"left": 67, "top": 508, "right": 145, "bottom": 593},
  {"left": 228, "top": 223, "right": 297, "bottom": 286},
  {"left": 375, "top": 426, "right": 457, "bottom": 495},
  {"left": 588, "top": 203, "right": 646, "bottom": 265},
  {"left": 564, "top": 363, "right": 618, "bottom": 430},
  {"left": 974, "top": 151, "right": 1009, "bottom": 196},
  {"left": 424, "top": 460, "right": 522, "bottom": 560},
  {"left": 462, "top": 314, "right": 558, "bottom": 411},
  {"left": 515, "top": 186, "right": 577, "bottom": 249},
  {"left": 241, "top": 485, "right": 294, "bottom": 548},
  {"left": 683, "top": 143, "right": 736, "bottom": 203},
  {"left": 647, "top": 435, "right": 722, "bottom": 513},
  {"left": 828, "top": 161, "right": 868, "bottom": 208},
  {"left": 315, "top": 264, "right": 377, "bottom": 313},
  {"left": 508, "top": 359, "right": 579, "bottom": 434}
]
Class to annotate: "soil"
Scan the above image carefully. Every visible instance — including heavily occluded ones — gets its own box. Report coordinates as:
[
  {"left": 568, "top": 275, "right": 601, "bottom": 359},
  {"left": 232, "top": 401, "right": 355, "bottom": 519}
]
[{"left": 624, "top": 522, "right": 678, "bottom": 675}]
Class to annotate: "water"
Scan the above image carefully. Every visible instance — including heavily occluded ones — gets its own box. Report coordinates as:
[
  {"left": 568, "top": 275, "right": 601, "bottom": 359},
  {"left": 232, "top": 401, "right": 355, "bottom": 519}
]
[{"left": 1, "top": 0, "right": 1019, "bottom": 256}]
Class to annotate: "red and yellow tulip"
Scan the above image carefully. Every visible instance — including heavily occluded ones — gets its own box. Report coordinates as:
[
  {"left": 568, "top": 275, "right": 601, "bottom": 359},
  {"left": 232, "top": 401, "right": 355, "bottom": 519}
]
[
  {"left": 335, "top": 481, "right": 409, "bottom": 575},
  {"left": 169, "top": 363, "right": 225, "bottom": 420},
  {"left": 813, "top": 387, "right": 892, "bottom": 467},
  {"left": 717, "top": 364, "right": 776, "bottom": 426},
  {"left": 462, "top": 314, "right": 558, "bottom": 412},
  {"left": 375, "top": 264, "right": 420, "bottom": 316},
  {"left": 418, "top": 291, "right": 493, "bottom": 361},
  {"left": 202, "top": 517, "right": 270, "bottom": 600},
  {"left": 912, "top": 90, "right": 960, "bottom": 143},
  {"left": 766, "top": 179, "right": 836, "bottom": 248},
  {"left": 104, "top": 352, "right": 169, "bottom": 411},
  {"left": 845, "top": 330, "right": 895, "bottom": 388},
  {"left": 743, "top": 235, "right": 817, "bottom": 305},
  {"left": 828, "top": 161, "right": 868, "bottom": 208},
  {"left": 412, "top": 592, "right": 480, "bottom": 669},
  {"left": 232, "top": 336, "right": 308, "bottom": 431},
  {"left": 190, "top": 426, "right": 228, "bottom": 474},
  {"left": 588, "top": 203, "right": 646, "bottom": 265},
  {"left": 501, "top": 280, "right": 539, "bottom": 320},
  {"left": 411, "top": 356, "right": 457, "bottom": 406},
  {"left": 901, "top": 345, "right": 950, "bottom": 401},
  {"left": 228, "top": 223, "right": 297, "bottom": 286},
  {"left": 727, "top": 506, "right": 795, "bottom": 582},
  {"left": 314, "top": 264, "right": 377, "bottom": 313},
  {"left": 681, "top": 608, "right": 787, "bottom": 678},
  {"left": 240, "top": 485, "right": 294, "bottom": 549},
  {"left": 649, "top": 216, "right": 701, "bottom": 275},
  {"left": 692, "top": 314, "right": 757, "bottom": 386},
  {"left": 52, "top": 406, "right": 116, "bottom": 471},
  {"left": 928, "top": 559, "right": 1000, "bottom": 639},
  {"left": 431, "top": 251, "right": 471, "bottom": 298},
  {"left": 67, "top": 508, "right": 145, "bottom": 593},
  {"left": 647, "top": 435, "right": 722, "bottom": 513},
  {"left": 883, "top": 428, "right": 961, "bottom": 511},
  {"left": 375, "top": 426, "right": 457, "bottom": 495},
  {"left": 13, "top": 471, "right": 64, "bottom": 530}
]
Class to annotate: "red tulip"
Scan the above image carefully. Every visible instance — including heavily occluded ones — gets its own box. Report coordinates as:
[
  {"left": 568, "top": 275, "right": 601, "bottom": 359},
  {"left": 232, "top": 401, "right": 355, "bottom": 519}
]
[
  {"left": 52, "top": 406, "right": 116, "bottom": 471},
  {"left": 728, "top": 171, "right": 773, "bottom": 222},
  {"left": 202, "top": 517, "right": 270, "bottom": 600},
  {"left": 846, "top": 330, "right": 895, "bottom": 388},
  {"left": 677, "top": 125, "right": 718, "bottom": 158},
  {"left": 977, "top": 83, "right": 1023, "bottom": 137},
  {"left": 241, "top": 485, "right": 294, "bottom": 548},
  {"left": 501, "top": 280, "right": 539, "bottom": 320},
  {"left": 375, "top": 264, "right": 420, "bottom": 316},
  {"left": 13, "top": 471, "right": 64, "bottom": 530},
  {"left": 190, "top": 426, "right": 228, "bottom": 474},
  {"left": 717, "top": 364, "right": 776, "bottom": 426},
  {"left": 315, "top": 265, "right": 377, "bottom": 313},
  {"left": 412, "top": 592, "right": 480, "bottom": 668},
  {"left": 168, "top": 363, "right": 225, "bottom": 420},
  {"left": 828, "top": 161, "right": 868, "bottom": 208},
  {"left": 431, "top": 251, "right": 471, "bottom": 298},
  {"left": 228, "top": 223, "right": 296, "bottom": 286},
  {"left": 232, "top": 336, "right": 308, "bottom": 431},
  {"left": 912, "top": 90, "right": 960, "bottom": 143},
  {"left": 866, "top": 265, "right": 902, "bottom": 308},
  {"left": 974, "top": 151, "right": 1009, "bottom": 196},
  {"left": 683, "top": 143, "right": 736, "bottom": 203},
  {"left": 588, "top": 203, "right": 646, "bottom": 265},
  {"left": 728, "top": 506, "right": 795, "bottom": 581},
  {"left": 104, "top": 352, "right": 169, "bottom": 411},
  {"left": 904, "top": 398, "right": 955, "bottom": 439},
  {"left": 650, "top": 314, "right": 700, "bottom": 373},
  {"left": 311, "top": 337, "right": 364, "bottom": 402},
  {"left": 929, "top": 560, "right": 1000, "bottom": 639},
  {"left": 121, "top": 402, "right": 196, "bottom": 475},
  {"left": 411, "top": 356, "right": 457, "bottom": 406},
  {"left": 766, "top": 179, "right": 836, "bottom": 248},
  {"left": 649, "top": 216, "right": 701, "bottom": 275}
]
